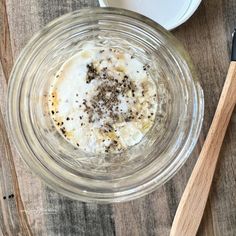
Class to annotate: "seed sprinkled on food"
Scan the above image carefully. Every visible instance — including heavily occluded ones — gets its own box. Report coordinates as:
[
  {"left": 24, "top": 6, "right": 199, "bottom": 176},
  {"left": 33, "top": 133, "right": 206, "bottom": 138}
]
[{"left": 49, "top": 43, "right": 162, "bottom": 154}]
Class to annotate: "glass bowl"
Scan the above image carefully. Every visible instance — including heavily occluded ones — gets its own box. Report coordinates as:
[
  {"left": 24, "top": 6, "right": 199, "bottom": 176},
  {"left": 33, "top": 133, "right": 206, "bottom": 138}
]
[{"left": 7, "top": 8, "right": 204, "bottom": 203}]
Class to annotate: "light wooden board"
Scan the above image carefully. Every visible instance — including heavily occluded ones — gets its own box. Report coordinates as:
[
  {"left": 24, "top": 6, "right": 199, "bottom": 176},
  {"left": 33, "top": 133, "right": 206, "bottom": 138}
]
[{"left": 0, "top": 0, "right": 236, "bottom": 235}]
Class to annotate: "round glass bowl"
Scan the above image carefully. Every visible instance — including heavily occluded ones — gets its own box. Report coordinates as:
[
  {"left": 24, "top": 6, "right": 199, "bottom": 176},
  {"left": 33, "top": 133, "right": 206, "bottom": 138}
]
[{"left": 7, "top": 8, "right": 204, "bottom": 203}]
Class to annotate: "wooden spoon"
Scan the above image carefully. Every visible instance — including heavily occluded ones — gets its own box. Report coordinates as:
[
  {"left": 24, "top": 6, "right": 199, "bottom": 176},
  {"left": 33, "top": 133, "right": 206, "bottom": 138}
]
[{"left": 170, "top": 31, "right": 236, "bottom": 236}]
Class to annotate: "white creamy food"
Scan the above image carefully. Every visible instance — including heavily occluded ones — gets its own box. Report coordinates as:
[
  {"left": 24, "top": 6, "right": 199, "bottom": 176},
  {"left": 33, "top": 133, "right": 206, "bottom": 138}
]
[{"left": 48, "top": 43, "right": 157, "bottom": 153}]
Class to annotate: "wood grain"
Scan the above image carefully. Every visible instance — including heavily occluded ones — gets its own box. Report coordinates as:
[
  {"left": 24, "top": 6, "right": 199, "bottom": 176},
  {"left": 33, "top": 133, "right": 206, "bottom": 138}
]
[
  {"left": 170, "top": 61, "right": 236, "bottom": 236},
  {"left": 0, "top": 0, "right": 13, "bottom": 81},
  {"left": 0, "top": 0, "right": 32, "bottom": 235},
  {"left": 0, "top": 0, "right": 236, "bottom": 235},
  {"left": 0, "top": 107, "right": 33, "bottom": 236}
]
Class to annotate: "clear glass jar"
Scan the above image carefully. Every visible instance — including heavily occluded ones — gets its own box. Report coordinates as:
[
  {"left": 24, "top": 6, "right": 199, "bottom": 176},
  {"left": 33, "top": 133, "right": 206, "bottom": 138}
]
[{"left": 7, "top": 8, "right": 204, "bottom": 203}]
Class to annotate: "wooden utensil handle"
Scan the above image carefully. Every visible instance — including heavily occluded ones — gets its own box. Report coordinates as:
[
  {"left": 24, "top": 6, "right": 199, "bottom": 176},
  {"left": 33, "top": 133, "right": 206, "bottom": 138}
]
[{"left": 170, "top": 61, "right": 236, "bottom": 236}]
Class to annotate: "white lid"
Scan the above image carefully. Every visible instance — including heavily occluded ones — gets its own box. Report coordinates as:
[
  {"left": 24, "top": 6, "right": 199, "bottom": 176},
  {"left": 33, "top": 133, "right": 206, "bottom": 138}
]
[{"left": 99, "top": 0, "right": 202, "bottom": 30}]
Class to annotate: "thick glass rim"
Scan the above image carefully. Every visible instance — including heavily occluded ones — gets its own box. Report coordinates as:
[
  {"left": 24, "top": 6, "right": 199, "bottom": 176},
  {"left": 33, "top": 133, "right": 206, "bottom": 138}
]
[{"left": 7, "top": 7, "right": 204, "bottom": 203}]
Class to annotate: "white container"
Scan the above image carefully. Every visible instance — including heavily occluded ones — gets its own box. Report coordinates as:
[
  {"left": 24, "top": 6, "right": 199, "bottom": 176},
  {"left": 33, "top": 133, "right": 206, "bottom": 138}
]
[{"left": 99, "top": 0, "right": 202, "bottom": 30}]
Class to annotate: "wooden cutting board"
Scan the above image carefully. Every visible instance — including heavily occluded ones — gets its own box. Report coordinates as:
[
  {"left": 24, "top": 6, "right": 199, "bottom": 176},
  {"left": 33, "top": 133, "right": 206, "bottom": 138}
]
[{"left": 0, "top": 0, "right": 236, "bottom": 235}]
